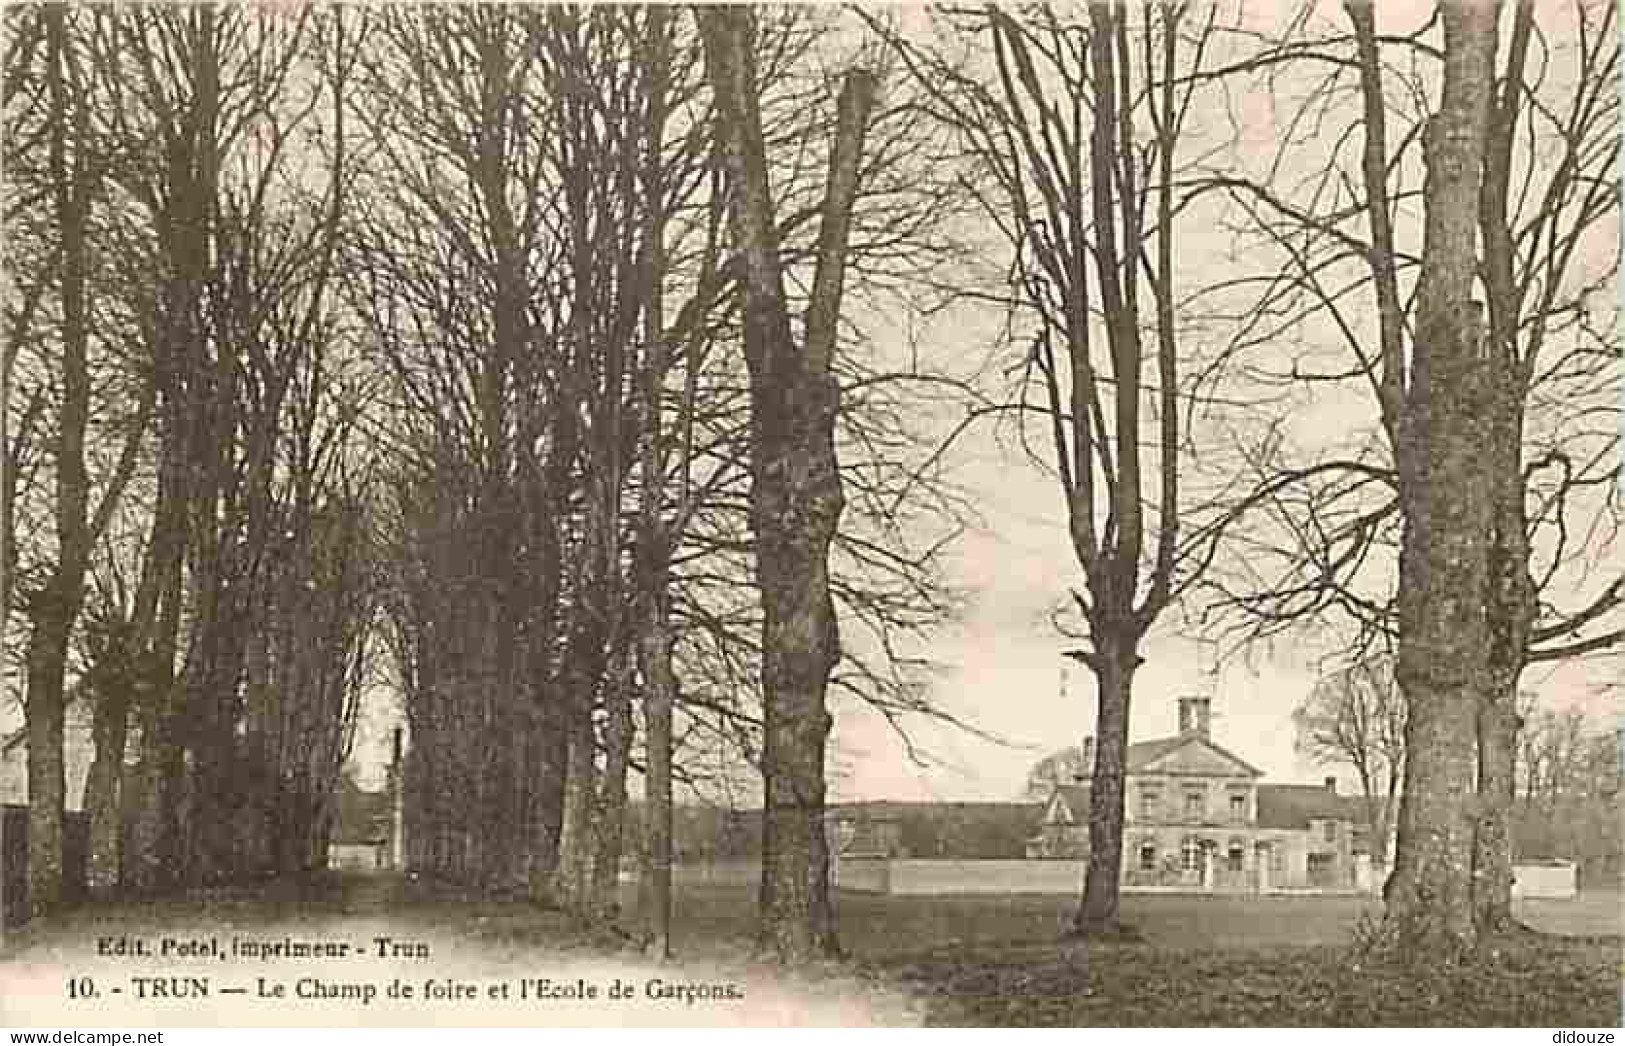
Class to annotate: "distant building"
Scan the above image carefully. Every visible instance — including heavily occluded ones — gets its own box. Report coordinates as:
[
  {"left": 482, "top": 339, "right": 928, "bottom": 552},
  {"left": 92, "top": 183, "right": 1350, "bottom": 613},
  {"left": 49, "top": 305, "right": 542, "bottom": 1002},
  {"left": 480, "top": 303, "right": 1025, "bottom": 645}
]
[{"left": 1029, "top": 696, "right": 1374, "bottom": 893}]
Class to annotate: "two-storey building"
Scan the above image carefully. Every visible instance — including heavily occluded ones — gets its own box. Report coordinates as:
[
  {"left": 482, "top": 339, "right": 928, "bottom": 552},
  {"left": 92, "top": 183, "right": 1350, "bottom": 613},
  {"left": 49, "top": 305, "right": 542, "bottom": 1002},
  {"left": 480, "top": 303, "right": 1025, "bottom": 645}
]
[{"left": 1029, "top": 697, "right": 1373, "bottom": 893}]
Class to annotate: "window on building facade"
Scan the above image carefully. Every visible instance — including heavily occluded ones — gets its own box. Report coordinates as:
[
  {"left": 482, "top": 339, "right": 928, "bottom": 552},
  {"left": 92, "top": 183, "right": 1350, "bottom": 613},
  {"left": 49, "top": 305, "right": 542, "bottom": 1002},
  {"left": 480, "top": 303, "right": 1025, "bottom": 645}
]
[
  {"left": 1181, "top": 836, "right": 1200, "bottom": 871},
  {"left": 1322, "top": 820, "right": 1336, "bottom": 843},
  {"left": 1140, "top": 787, "right": 1161, "bottom": 821},
  {"left": 1139, "top": 843, "right": 1156, "bottom": 871},
  {"left": 1228, "top": 793, "right": 1246, "bottom": 822},
  {"left": 1270, "top": 845, "right": 1284, "bottom": 873},
  {"left": 1227, "top": 842, "right": 1244, "bottom": 872},
  {"left": 1184, "top": 788, "right": 1203, "bottom": 821}
]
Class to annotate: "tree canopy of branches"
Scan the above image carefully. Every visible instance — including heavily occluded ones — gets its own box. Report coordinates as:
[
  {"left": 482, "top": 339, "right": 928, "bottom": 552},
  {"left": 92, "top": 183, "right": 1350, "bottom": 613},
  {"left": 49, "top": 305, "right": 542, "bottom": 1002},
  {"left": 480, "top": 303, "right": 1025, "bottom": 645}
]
[
  {"left": 1199, "top": 0, "right": 1617, "bottom": 952},
  {"left": 874, "top": 0, "right": 1249, "bottom": 936},
  {"left": 4, "top": 3, "right": 378, "bottom": 906},
  {"left": 1293, "top": 655, "right": 1406, "bottom": 864}
]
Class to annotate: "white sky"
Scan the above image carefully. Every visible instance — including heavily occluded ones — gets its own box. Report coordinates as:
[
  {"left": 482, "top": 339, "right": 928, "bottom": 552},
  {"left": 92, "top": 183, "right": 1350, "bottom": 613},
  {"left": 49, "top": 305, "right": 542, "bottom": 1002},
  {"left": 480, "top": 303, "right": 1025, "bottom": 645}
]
[{"left": 825, "top": 435, "right": 1621, "bottom": 803}]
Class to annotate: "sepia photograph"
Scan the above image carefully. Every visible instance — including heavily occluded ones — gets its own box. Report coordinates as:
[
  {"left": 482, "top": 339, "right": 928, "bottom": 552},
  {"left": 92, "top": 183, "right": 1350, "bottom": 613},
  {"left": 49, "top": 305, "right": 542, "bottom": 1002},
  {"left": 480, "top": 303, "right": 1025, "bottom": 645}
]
[{"left": 0, "top": 0, "right": 1619, "bottom": 1030}]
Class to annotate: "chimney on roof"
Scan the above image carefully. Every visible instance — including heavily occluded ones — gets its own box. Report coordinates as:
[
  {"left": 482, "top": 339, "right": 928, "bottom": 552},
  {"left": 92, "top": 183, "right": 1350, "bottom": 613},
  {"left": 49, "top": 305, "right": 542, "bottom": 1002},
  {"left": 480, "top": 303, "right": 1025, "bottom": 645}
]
[
  {"left": 1324, "top": 776, "right": 1337, "bottom": 793},
  {"left": 1177, "top": 696, "right": 1211, "bottom": 739},
  {"left": 1080, "top": 736, "right": 1095, "bottom": 778}
]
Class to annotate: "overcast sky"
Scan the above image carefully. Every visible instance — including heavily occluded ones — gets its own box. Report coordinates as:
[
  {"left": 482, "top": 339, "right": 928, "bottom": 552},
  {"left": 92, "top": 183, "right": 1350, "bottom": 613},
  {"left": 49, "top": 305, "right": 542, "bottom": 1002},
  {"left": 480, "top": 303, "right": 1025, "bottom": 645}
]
[{"left": 825, "top": 433, "right": 1621, "bottom": 804}]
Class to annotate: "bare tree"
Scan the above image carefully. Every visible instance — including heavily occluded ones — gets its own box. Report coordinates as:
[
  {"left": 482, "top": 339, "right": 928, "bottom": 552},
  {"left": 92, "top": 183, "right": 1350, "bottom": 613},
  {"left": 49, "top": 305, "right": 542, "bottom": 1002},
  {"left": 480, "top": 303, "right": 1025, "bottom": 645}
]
[
  {"left": 1293, "top": 656, "right": 1406, "bottom": 865},
  {"left": 1202, "top": 0, "right": 1617, "bottom": 948},
  {"left": 875, "top": 1, "right": 1235, "bottom": 936},
  {"left": 19, "top": 2, "right": 96, "bottom": 913},
  {"left": 698, "top": 5, "right": 878, "bottom": 961}
]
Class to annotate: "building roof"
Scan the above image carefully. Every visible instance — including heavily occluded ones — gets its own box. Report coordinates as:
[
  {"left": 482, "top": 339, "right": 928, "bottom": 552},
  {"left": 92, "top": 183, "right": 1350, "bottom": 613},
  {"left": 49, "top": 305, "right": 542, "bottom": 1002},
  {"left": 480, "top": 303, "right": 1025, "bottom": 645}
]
[
  {"left": 829, "top": 800, "right": 1038, "bottom": 820},
  {"left": 1126, "top": 734, "right": 1266, "bottom": 777},
  {"left": 1255, "top": 784, "right": 1371, "bottom": 830}
]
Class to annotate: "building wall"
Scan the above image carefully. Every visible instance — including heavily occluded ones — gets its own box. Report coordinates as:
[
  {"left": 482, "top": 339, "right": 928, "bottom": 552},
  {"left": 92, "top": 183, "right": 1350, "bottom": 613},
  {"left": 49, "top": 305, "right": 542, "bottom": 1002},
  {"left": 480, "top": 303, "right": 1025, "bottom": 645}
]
[
  {"left": 1034, "top": 819, "right": 1364, "bottom": 892},
  {"left": 1127, "top": 776, "right": 1256, "bottom": 828}
]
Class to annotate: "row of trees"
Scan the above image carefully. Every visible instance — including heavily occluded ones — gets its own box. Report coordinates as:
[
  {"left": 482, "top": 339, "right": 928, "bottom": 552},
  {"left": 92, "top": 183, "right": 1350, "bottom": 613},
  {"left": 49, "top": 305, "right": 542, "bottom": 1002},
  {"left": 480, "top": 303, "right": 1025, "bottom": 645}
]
[
  {"left": 3, "top": 5, "right": 971, "bottom": 961},
  {"left": 870, "top": 0, "right": 1617, "bottom": 952},
  {"left": 6, "top": 6, "right": 379, "bottom": 905},
  {"left": 5, "top": 2, "right": 1617, "bottom": 964}
]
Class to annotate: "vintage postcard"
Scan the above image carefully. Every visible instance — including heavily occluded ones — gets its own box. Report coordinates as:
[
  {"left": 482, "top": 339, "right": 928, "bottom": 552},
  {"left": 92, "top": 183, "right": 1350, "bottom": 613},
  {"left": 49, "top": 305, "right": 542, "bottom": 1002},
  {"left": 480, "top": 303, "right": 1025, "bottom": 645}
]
[{"left": 0, "top": 0, "right": 1618, "bottom": 1031}]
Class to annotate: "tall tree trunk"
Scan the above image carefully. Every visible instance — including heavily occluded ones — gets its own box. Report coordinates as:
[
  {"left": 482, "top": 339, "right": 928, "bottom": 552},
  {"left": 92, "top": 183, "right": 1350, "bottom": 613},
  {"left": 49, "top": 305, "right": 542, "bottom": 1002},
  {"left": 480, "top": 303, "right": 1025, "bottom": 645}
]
[
  {"left": 1473, "top": 689, "right": 1520, "bottom": 931},
  {"left": 83, "top": 680, "right": 130, "bottom": 897},
  {"left": 1383, "top": 0, "right": 1502, "bottom": 957},
  {"left": 592, "top": 652, "right": 635, "bottom": 917},
  {"left": 1071, "top": 639, "right": 1137, "bottom": 935},
  {"left": 27, "top": 3, "right": 94, "bottom": 915},
  {"left": 1472, "top": 0, "right": 1536, "bottom": 939},
  {"left": 636, "top": 561, "right": 676, "bottom": 954},
  {"left": 633, "top": 4, "right": 676, "bottom": 957},
  {"left": 23, "top": 634, "right": 69, "bottom": 914},
  {"left": 553, "top": 692, "right": 600, "bottom": 914},
  {"left": 122, "top": 432, "right": 188, "bottom": 895},
  {"left": 698, "top": 6, "right": 877, "bottom": 963}
]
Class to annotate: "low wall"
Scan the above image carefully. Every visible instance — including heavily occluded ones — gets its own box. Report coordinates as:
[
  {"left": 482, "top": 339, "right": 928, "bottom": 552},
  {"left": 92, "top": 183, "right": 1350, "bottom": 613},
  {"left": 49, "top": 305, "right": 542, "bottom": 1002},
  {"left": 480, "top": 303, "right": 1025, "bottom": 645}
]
[
  {"left": 833, "top": 859, "right": 1374, "bottom": 897},
  {"left": 838, "top": 858, "right": 1085, "bottom": 896},
  {"left": 1513, "top": 861, "right": 1577, "bottom": 899}
]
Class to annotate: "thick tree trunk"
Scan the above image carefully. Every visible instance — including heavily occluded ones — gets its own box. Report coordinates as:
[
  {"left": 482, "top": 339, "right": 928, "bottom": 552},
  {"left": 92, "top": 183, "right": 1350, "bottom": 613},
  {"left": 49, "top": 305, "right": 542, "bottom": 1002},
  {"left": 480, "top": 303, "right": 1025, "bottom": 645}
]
[
  {"left": 125, "top": 703, "right": 186, "bottom": 895},
  {"left": 84, "top": 682, "right": 130, "bottom": 897},
  {"left": 1383, "top": 0, "right": 1501, "bottom": 957},
  {"left": 591, "top": 654, "right": 635, "bottom": 917},
  {"left": 1472, "top": 690, "right": 1520, "bottom": 932},
  {"left": 1472, "top": 0, "right": 1535, "bottom": 940},
  {"left": 755, "top": 473, "right": 843, "bottom": 961},
  {"left": 525, "top": 701, "right": 569, "bottom": 903},
  {"left": 637, "top": 587, "right": 675, "bottom": 954},
  {"left": 28, "top": 2, "right": 94, "bottom": 915},
  {"left": 633, "top": 5, "right": 675, "bottom": 957},
  {"left": 698, "top": 6, "right": 876, "bottom": 964},
  {"left": 1071, "top": 641, "right": 1137, "bottom": 936},
  {"left": 553, "top": 685, "right": 601, "bottom": 914},
  {"left": 1385, "top": 668, "right": 1481, "bottom": 949},
  {"left": 24, "top": 630, "right": 69, "bottom": 914}
]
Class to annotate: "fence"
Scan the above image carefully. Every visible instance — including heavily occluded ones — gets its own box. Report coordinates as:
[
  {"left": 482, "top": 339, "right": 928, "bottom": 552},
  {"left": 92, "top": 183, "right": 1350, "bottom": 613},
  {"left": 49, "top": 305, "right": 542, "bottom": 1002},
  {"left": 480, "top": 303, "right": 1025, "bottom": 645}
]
[{"left": 1, "top": 805, "right": 90, "bottom": 929}]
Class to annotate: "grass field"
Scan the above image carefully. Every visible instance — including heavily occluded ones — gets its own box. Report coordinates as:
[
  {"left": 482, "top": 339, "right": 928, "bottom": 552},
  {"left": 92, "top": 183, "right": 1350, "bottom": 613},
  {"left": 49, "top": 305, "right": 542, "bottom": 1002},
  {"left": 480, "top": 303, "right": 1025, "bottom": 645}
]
[
  {"left": 644, "top": 884, "right": 1621, "bottom": 963},
  {"left": 4, "top": 875, "right": 1619, "bottom": 1027},
  {"left": 613, "top": 885, "right": 1624, "bottom": 1026}
]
